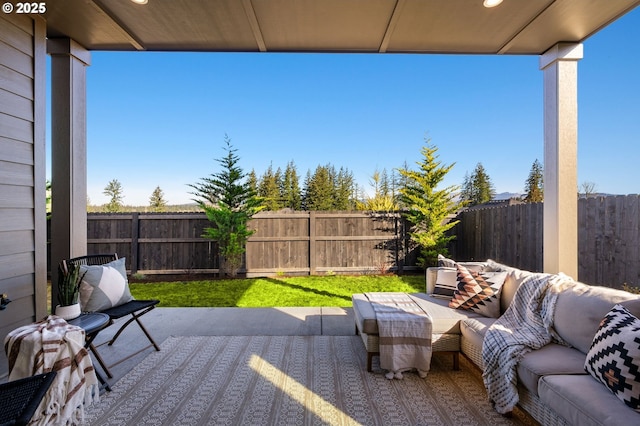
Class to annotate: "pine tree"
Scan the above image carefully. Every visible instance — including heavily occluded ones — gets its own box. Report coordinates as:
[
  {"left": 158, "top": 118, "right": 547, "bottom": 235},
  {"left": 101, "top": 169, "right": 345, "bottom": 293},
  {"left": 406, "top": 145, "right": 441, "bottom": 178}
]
[
  {"left": 103, "top": 179, "right": 124, "bottom": 212},
  {"left": 398, "top": 141, "right": 461, "bottom": 267},
  {"left": 258, "top": 164, "right": 283, "bottom": 211},
  {"left": 149, "top": 186, "right": 167, "bottom": 212},
  {"left": 334, "top": 167, "right": 355, "bottom": 210},
  {"left": 304, "top": 165, "right": 335, "bottom": 210},
  {"left": 524, "top": 159, "right": 544, "bottom": 202},
  {"left": 247, "top": 169, "right": 259, "bottom": 194},
  {"left": 188, "top": 136, "right": 263, "bottom": 277},
  {"left": 282, "top": 161, "right": 301, "bottom": 210},
  {"left": 461, "top": 163, "right": 495, "bottom": 205}
]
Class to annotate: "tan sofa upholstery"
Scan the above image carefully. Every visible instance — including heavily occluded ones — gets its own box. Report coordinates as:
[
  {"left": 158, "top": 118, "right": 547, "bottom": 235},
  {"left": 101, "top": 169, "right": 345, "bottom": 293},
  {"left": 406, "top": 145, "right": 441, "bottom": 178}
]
[{"left": 352, "top": 261, "right": 640, "bottom": 425}]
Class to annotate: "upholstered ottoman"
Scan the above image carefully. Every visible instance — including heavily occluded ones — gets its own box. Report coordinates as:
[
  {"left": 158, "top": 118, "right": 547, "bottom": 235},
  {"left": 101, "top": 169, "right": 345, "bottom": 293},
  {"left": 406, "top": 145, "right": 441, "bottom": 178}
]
[{"left": 352, "top": 293, "right": 482, "bottom": 372}]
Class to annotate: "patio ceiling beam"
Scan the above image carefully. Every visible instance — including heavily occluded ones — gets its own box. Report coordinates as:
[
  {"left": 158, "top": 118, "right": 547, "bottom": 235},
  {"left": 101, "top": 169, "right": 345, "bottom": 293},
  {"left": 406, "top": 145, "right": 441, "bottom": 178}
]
[
  {"left": 242, "top": 0, "right": 267, "bottom": 52},
  {"left": 540, "top": 42, "right": 583, "bottom": 279},
  {"left": 92, "top": 0, "right": 146, "bottom": 51},
  {"left": 378, "top": 0, "right": 407, "bottom": 53},
  {"left": 47, "top": 38, "right": 91, "bottom": 312}
]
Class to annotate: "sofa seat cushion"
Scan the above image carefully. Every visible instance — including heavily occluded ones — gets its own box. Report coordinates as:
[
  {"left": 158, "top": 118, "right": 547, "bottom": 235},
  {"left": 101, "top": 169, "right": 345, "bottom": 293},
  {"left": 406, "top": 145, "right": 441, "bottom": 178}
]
[
  {"left": 460, "top": 316, "right": 497, "bottom": 369},
  {"left": 539, "top": 374, "right": 640, "bottom": 426},
  {"left": 460, "top": 316, "right": 496, "bottom": 343},
  {"left": 517, "top": 343, "right": 587, "bottom": 396},
  {"left": 352, "top": 293, "right": 483, "bottom": 336}
]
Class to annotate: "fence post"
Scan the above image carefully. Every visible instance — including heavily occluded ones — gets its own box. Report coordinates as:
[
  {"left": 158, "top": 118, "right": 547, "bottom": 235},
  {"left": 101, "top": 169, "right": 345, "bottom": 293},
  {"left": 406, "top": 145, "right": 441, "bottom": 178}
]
[
  {"left": 309, "top": 211, "right": 316, "bottom": 275},
  {"left": 130, "top": 212, "right": 139, "bottom": 274}
]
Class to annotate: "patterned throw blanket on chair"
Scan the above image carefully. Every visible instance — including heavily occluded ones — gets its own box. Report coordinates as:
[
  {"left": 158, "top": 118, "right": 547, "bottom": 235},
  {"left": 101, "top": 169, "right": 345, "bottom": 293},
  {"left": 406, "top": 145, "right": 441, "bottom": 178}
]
[
  {"left": 4, "top": 315, "right": 99, "bottom": 425},
  {"left": 482, "top": 273, "right": 572, "bottom": 414},
  {"left": 365, "top": 292, "right": 432, "bottom": 379}
]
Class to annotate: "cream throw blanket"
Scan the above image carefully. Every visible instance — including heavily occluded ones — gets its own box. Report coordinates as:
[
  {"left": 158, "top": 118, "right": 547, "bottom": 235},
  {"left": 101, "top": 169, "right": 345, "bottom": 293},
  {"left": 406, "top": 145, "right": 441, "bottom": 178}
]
[
  {"left": 365, "top": 292, "right": 432, "bottom": 379},
  {"left": 4, "top": 315, "right": 99, "bottom": 425},
  {"left": 482, "top": 273, "right": 571, "bottom": 414}
]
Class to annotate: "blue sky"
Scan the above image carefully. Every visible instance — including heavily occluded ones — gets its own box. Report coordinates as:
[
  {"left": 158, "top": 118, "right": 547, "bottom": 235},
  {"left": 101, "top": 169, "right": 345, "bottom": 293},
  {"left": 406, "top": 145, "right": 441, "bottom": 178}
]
[{"left": 47, "top": 7, "right": 639, "bottom": 206}]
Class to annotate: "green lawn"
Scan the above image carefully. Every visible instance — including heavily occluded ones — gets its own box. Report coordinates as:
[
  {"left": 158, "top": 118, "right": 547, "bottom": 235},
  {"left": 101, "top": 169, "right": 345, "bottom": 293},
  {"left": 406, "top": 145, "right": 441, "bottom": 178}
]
[{"left": 129, "top": 274, "right": 425, "bottom": 307}]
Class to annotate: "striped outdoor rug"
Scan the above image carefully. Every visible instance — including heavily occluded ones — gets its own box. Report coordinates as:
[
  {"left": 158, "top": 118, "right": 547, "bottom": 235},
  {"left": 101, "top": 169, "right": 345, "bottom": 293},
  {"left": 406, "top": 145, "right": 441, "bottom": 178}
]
[{"left": 85, "top": 335, "right": 534, "bottom": 425}]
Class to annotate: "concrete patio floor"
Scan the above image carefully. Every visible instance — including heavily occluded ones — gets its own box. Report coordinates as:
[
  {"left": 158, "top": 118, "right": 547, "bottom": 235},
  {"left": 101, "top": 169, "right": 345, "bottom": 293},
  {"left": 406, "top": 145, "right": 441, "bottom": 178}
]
[{"left": 91, "top": 307, "right": 355, "bottom": 386}]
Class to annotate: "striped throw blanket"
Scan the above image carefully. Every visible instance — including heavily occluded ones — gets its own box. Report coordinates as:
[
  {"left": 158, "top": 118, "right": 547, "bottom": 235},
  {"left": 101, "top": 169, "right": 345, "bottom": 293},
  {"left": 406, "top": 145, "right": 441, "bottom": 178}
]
[
  {"left": 482, "top": 273, "right": 571, "bottom": 414},
  {"left": 365, "top": 292, "right": 432, "bottom": 379},
  {"left": 4, "top": 315, "right": 99, "bottom": 425}
]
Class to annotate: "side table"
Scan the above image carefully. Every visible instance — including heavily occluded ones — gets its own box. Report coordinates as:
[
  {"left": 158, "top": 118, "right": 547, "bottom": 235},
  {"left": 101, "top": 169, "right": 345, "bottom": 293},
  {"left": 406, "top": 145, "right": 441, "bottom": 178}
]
[{"left": 68, "top": 313, "right": 111, "bottom": 392}]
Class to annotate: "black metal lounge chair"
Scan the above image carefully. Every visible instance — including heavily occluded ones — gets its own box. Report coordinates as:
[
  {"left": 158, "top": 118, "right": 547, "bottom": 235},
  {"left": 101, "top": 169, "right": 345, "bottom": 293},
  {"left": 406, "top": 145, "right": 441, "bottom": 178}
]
[{"left": 60, "top": 253, "right": 160, "bottom": 378}]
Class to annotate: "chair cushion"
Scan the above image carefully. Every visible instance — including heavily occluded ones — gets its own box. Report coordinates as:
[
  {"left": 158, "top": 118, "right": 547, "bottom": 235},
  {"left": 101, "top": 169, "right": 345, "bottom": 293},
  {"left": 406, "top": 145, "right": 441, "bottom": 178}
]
[
  {"left": 584, "top": 304, "right": 640, "bottom": 411},
  {"left": 79, "top": 257, "right": 133, "bottom": 312}
]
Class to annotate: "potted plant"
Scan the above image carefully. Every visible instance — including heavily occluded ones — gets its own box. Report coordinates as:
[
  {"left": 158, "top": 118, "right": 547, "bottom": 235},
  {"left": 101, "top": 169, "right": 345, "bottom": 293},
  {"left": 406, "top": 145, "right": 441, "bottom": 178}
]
[{"left": 55, "top": 262, "right": 86, "bottom": 320}]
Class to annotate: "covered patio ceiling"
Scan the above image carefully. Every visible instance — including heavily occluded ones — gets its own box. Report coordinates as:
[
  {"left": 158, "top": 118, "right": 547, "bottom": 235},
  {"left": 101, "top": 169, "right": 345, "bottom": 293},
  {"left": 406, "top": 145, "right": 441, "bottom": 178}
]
[{"left": 44, "top": 0, "right": 639, "bottom": 55}]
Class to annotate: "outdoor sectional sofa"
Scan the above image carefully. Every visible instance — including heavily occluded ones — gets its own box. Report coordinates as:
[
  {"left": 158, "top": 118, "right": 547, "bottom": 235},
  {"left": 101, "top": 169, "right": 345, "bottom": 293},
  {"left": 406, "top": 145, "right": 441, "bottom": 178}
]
[{"left": 352, "top": 260, "right": 640, "bottom": 425}]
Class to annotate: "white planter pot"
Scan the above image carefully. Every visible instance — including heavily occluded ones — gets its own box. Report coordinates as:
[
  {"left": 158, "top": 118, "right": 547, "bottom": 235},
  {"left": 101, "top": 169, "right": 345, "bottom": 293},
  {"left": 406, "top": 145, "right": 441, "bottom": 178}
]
[{"left": 55, "top": 303, "right": 81, "bottom": 320}]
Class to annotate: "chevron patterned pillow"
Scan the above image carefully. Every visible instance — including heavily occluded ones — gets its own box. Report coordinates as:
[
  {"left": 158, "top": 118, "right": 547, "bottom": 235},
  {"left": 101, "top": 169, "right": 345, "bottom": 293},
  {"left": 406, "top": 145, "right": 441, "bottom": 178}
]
[
  {"left": 585, "top": 304, "right": 640, "bottom": 411},
  {"left": 449, "top": 264, "right": 507, "bottom": 318}
]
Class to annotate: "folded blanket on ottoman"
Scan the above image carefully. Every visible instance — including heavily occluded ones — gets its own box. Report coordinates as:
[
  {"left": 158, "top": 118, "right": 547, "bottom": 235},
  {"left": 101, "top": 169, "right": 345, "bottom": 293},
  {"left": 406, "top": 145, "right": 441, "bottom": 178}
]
[
  {"left": 4, "top": 315, "right": 99, "bottom": 425},
  {"left": 365, "top": 292, "right": 432, "bottom": 379}
]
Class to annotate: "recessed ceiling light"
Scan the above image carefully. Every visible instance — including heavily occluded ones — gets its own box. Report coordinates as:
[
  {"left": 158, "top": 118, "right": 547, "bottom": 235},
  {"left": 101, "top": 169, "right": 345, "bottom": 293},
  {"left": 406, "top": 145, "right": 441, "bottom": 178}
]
[
  {"left": 483, "top": 0, "right": 503, "bottom": 7},
  {"left": 131, "top": 0, "right": 148, "bottom": 4}
]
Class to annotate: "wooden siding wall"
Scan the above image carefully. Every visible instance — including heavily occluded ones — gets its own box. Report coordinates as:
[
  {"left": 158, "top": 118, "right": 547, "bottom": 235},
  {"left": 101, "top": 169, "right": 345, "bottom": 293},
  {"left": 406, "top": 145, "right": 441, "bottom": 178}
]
[
  {"left": 75, "top": 211, "right": 417, "bottom": 276},
  {"left": 450, "top": 195, "right": 640, "bottom": 288},
  {"left": 0, "top": 15, "right": 47, "bottom": 378}
]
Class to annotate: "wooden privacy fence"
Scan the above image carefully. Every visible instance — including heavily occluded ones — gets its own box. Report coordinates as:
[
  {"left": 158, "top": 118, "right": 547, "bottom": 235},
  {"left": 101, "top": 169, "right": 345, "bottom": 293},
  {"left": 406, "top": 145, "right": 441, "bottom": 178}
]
[
  {"left": 79, "top": 211, "right": 418, "bottom": 276},
  {"left": 449, "top": 195, "right": 640, "bottom": 288}
]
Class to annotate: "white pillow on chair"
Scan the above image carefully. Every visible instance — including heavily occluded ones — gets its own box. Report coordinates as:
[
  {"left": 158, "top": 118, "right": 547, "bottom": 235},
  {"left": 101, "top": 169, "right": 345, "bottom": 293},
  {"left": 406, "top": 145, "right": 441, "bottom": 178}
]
[{"left": 79, "top": 257, "right": 133, "bottom": 312}]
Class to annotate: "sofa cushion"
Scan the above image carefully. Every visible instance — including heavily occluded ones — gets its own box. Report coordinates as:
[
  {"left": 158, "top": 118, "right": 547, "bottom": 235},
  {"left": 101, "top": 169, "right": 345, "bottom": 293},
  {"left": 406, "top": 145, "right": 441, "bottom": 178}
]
[
  {"left": 539, "top": 374, "right": 640, "bottom": 426},
  {"left": 584, "top": 304, "right": 640, "bottom": 411},
  {"left": 554, "top": 282, "right": 639, "bottom": 354},
  {"left": 517, "top": 343, "right": 587, "bottom": 396},
  {"left": 412, "top": 293, "right": 484, "bottom": 334},
  {"left": 449, "top": 264, "right": 507, "bottom": 318},
  {"left": 352, "top": 293, "right": 379, "bottom": 334}
]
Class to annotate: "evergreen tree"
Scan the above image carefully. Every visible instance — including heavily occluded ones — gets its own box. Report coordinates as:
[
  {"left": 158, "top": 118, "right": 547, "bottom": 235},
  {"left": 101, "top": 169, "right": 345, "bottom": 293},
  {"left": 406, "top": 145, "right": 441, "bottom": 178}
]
[
  {"left": 334, "top": 167, "right": 355, "bottom": 210},
  {"left": 379, "top": 168, "right": 390, "bottom": 197},
  {"left": 461, "top": 163, "right": 495, "bottom": 205},
  {"left": 304, "top": 165, "right": 335, "bottom": 210},
  {"left": 149, "top": 186, "right": 167, "bottom": 212},
  {"left": 188, "top": 136, "right": 263, "bottom": 277},
  {"left": 247, "top": 169, "right": 259, "bottom": 194},
  {"left": 524, "top": 159, "right": 544, "bottom": 202},
  {"left": 282, "top": 161, "right": 301, "bottom": 210},
  {"left": 258, "top": 164, "right": 283, "bottom": 211},
  {"left": 398, "top": 141, "right": 461, "bottom": 267},
  {"left": 103, "top": 179, "right": 124, "bottom": 212}
]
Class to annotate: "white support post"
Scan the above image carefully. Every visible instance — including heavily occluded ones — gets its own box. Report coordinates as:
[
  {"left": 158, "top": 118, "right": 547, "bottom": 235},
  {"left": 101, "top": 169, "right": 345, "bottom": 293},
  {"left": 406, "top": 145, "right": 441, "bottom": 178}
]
[{"left": 539, "top": 43, "right": 582, "bottom": 279}]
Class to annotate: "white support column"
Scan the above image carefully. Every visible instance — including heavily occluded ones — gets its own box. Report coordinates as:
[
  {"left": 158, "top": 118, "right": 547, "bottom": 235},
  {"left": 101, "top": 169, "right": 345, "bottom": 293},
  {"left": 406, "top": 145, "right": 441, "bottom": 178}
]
[
  {"left": 539, "top": 43, "right": 582, "bottom": 279},
  {"left": 48, "top": 39, "right": 91, "bottom": 310}
]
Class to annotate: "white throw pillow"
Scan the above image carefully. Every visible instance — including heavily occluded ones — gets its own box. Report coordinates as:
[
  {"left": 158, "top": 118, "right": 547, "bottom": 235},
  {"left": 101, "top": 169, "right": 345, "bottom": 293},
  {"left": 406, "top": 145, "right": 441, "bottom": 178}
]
[{"left": 79, "top": 257, "right": 133, "bottom": 312}]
